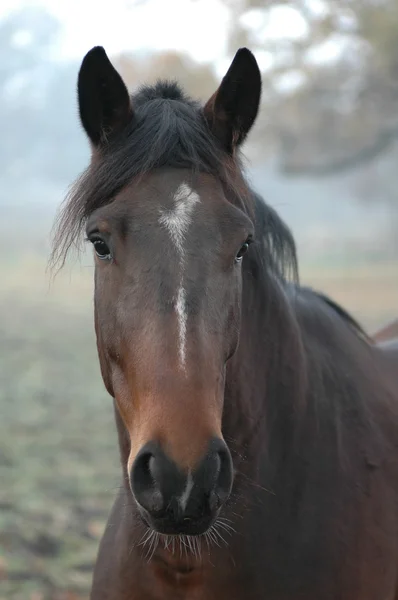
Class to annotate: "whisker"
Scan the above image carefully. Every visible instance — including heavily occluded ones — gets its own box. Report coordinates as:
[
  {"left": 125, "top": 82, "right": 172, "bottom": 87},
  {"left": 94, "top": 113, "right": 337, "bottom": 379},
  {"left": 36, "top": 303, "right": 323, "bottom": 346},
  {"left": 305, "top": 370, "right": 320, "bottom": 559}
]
[
  {"left": 204, "top": 531, "right": 211, "bottom": 553},
  {"left": 150, "top": 533, "right": 160, "bottom": 561},
  {"left": 238, "top": 471, "right": 275, "bottom": 495},
  {"left": 135, "top": 512, "right": 238, "bottom": 562},
  {"left": 217, "top": 516, "right": 233, "bottom": 523},
  {"left": 212, "top": 525, "right": 228, "bottom": 547},
  {"left": 145, "top": 531, "right": 160, "bottom": 562},
  {"left": 217, "top": 518, "right": 236, "bottom": 530},
  {"left": 138, "top": 529, "right": 154, "bottom": 547},
  {"left": 207, "top": 527, "right": 221, "bottom": 547},
  {"left": 216, "top": 521, "right": 235, "bottom": 535}
]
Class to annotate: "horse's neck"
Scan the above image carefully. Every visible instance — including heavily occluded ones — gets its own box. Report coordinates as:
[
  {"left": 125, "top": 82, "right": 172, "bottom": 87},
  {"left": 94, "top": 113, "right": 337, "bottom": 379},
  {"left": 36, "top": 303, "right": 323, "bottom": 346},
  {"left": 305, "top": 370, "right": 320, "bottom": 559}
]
[{"left": 223, "top": 270, "right": 307, "bottom": 473}]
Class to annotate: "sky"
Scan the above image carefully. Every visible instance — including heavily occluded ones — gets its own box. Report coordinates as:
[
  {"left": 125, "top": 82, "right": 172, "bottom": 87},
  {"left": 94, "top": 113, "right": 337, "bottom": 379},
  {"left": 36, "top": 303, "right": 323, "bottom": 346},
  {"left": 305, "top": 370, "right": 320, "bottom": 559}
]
[
  {"left": 0, "top": 0, "right": 348, "bottom": 99},
  {"left": 0, "top": 0, "right": 320, "bottom": 74}
]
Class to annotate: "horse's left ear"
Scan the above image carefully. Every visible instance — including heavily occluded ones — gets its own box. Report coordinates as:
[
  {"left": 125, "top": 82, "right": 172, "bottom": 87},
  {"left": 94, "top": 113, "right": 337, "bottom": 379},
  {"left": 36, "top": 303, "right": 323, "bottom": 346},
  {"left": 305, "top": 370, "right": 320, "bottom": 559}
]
[
  {"left": 78, "top": 46, "right": 133, "bottom": 147},
  {"left": 203, "top": 48, "right": 261, "bottom": 153}
]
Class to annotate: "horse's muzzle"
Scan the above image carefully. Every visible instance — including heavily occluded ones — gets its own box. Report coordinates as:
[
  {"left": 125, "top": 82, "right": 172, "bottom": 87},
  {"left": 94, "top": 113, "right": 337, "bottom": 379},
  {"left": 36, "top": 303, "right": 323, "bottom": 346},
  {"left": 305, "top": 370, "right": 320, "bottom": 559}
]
[{"left": 130, "top": 438, "right": 233, "bottom": 535}]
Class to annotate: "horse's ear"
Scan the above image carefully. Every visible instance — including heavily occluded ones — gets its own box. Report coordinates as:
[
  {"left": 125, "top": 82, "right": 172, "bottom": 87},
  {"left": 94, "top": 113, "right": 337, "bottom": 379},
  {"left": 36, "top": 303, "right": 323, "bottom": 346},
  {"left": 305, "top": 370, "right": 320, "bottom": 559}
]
[
  {"left": 78, "top": 46, "right": 133, "bottom": 147},
  {"left": 203, "top": 48, "right": 261, "bottom": 153}
]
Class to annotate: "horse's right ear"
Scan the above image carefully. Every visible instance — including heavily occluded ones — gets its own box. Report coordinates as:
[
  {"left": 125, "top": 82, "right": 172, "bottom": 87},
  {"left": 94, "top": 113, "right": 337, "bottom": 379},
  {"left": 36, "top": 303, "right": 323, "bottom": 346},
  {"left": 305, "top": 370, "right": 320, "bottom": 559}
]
[{"left": 78, "top": 46, "right": 133, "bottom": 147}]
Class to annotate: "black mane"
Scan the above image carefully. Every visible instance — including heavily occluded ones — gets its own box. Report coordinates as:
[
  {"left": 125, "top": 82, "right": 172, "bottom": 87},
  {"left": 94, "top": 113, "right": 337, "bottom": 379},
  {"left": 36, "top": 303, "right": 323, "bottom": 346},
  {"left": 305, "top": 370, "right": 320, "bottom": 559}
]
[
  {"left": 51, "top": 79, "right": 297, "bottom": 281},
  {"left": 134, "top": 80, "right": 193, "bottom": 104},
  {"left": 312, "top": 290, "right": 370, "bottom": 342}
]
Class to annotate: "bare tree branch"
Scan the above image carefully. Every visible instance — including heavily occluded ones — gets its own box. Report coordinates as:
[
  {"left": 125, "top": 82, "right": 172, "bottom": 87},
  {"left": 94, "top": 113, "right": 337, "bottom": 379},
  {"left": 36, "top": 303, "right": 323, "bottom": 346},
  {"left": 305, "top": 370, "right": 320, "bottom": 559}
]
[{"left": 279, "top": 125, "right": 398, "bottom": 177}]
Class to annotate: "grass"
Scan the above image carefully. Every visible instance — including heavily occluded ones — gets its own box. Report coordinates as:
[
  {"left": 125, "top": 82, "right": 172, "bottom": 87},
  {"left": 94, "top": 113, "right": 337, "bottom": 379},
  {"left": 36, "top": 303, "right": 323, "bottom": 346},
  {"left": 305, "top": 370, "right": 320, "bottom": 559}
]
[
  {"left": 0, "top": 254, "right": 117, "bottom": 600},
  {"left": 1, "top": 250, "right": 397, "bottom": 599}
]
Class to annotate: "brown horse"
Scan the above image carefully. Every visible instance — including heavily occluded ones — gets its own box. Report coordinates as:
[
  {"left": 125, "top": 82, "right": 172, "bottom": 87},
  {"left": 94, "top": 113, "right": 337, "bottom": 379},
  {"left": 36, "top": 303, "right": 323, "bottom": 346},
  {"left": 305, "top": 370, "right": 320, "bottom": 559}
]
[{"left": 52, "top": 46, "right": 398, "bottom": 600}]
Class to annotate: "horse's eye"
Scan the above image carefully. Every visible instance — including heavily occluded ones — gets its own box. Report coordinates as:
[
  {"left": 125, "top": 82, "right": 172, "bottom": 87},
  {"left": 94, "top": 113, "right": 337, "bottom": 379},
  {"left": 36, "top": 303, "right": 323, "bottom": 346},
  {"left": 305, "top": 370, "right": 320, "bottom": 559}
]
[
  {"left": 92, "top": 239, "right": 112, "bottom": 260},
  {"left": 236, "top": 241, "right": 250, "bottom": 262}
]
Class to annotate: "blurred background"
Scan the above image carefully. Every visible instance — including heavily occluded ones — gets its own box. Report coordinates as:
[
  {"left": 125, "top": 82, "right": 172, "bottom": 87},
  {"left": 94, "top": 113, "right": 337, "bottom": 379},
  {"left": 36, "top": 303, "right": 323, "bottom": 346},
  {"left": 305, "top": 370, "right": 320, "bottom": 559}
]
[{"left": 0, "top": 0, "right": 397, "bottom": 598}]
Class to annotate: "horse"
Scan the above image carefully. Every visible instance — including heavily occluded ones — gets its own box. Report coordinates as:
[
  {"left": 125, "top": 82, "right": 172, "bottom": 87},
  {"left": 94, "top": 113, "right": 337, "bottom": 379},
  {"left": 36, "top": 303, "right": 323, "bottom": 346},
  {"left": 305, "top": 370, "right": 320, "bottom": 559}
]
[{"left": 51, "top": 46, "right": 398, "bottom": 599}]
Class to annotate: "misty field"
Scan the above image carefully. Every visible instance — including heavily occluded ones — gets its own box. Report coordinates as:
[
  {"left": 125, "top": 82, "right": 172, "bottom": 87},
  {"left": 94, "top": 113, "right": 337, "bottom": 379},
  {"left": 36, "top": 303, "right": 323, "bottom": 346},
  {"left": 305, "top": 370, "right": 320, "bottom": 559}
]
[{"left": 1, "top": 251, "right": 397, "bottom": 600}]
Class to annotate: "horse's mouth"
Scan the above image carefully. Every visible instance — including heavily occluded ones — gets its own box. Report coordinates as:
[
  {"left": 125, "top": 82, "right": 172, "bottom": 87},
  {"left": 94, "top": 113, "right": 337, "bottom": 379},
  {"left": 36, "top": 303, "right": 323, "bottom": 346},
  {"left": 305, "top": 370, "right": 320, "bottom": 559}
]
[
  {"left": 136, "top": 510, "right": 233, "bottom": 564},
  {"left": 138, "top": 504, "right": 217, "bottom": 537}
]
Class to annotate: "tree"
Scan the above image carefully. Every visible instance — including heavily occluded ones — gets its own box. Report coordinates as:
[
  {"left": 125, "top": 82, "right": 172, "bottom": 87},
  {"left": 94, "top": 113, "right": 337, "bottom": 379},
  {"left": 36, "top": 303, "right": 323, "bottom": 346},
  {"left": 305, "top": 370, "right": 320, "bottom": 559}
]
[
  {"left": 0, "top": 7, "right": 89, "bottom": 190},
  {"left": 224, "top": 0, "right": 398, "bottom": 181}
]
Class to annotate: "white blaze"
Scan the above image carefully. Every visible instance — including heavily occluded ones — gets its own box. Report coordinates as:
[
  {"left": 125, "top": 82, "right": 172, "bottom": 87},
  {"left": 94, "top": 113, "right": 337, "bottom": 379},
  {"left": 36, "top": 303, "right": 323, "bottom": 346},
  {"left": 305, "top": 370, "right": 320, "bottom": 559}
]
[
  {"left": 179, "top": 470, "right": 194, "bottom": 511},
  {"left": 159, "top": 183, "right": 200, "bottom": 370},
  {"left": 159, "top": 183, "right": 200, "bottom": 259},
  {"left": 175, "top": 285, "right": 187, "bottom": 369}
]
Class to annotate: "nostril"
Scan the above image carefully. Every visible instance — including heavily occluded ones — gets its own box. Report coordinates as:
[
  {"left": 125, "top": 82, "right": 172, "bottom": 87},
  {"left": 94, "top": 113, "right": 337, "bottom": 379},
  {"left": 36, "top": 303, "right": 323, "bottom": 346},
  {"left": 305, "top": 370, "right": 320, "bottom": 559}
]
[
  {"left": 131, "top": 450, "right": 163, "bottom": 514},
  {"left": 214, "top": 445, "right": 234, "bottom": 506},
  {"left": 133, "top": 451, "right": 153, "bottom": 488},
  {"left": 131, "top": 440, "right": 233, "bottom": 531}
]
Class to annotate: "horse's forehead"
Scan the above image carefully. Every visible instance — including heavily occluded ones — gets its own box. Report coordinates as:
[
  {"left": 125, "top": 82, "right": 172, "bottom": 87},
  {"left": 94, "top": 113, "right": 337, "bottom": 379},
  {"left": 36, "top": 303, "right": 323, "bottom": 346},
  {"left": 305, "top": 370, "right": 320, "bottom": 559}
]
[
  {"left": 93, "top": 170, "right": 228, "bottom": 243},
  {"left": 117, "top": 170, "right": 224, "bottom": 214}
]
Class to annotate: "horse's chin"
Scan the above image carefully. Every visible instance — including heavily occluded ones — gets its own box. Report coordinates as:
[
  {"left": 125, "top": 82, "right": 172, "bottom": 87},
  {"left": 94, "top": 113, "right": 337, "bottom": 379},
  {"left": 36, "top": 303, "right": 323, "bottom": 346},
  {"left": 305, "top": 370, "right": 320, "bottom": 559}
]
[{"left": 134, "top": 506, "right": 221, "bottom": 568}]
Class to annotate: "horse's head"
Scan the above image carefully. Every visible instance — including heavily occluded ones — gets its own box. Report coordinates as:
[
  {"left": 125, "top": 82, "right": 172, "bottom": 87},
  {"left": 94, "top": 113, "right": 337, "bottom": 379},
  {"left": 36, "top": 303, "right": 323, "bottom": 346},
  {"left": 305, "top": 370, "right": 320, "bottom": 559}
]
[{"left": 62, "top": 46, "right": 261, "bottom": 536}]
